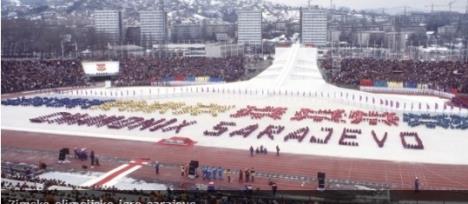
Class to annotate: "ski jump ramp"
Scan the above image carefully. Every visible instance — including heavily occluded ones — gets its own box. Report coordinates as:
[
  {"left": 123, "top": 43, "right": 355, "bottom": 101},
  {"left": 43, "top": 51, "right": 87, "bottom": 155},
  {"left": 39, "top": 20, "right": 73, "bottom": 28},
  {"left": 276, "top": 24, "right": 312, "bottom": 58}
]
[
  {"left": 246, "top": 43, "right": 464, "bottom": 113},
  {"left": 249, "top": 43, "right": 327, "bottom": 89}
]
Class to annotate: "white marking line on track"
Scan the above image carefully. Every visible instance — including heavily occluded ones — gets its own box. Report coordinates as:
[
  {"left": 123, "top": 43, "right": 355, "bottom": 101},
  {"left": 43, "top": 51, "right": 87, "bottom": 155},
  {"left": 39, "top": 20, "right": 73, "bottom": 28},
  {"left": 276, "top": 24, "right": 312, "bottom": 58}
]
[
  {"left": 421, "top": 164, "right": 468, "bottom": 189},
  {"left": 398, "top": 163, "right": 404, "bottom": 188}
]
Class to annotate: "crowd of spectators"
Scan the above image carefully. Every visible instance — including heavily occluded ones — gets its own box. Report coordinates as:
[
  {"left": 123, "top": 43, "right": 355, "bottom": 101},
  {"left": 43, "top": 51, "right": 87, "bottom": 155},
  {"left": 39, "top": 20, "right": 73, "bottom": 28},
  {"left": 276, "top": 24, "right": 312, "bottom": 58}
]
[
  {"left": 1, "top": 176, "right": 75, "bottom": 190},
  {"left": 3, "top": 56, "right": 466, "bottom": 96},
  {"left": 1, "top": 59, "right": 87, "bottom": 94},
  {"left": 1, "top": 162, "right": 286, "bottom": 203},
  {"left": 1, "top": 56, "right": 245, "bottom": 93},
  {"left": 321, "top": 58, "right": 468, "bottom": 93},
  {"left": 1, "top": 162, "right": 79, "bottom": 191},
  {"left": 114, "top": 56, "right": 245, "bottom": 86},
  {"left": 1, "top": 187, "right": 289, "bottom": 204}
]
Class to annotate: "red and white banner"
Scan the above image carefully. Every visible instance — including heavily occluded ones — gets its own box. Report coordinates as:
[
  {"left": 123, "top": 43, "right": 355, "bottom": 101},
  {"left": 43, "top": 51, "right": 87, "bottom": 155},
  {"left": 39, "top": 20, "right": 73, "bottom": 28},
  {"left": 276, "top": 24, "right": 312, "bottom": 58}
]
[{"left": 80, "top": 159, "right": 149, "bottom": 188}]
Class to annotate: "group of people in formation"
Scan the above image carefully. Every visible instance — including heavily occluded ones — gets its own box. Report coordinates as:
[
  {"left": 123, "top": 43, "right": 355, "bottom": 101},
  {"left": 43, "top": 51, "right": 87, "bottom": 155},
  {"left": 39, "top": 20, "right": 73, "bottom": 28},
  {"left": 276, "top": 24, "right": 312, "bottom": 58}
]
[{"left": 250, "top": 145, "right": 280, "bottom": 157}]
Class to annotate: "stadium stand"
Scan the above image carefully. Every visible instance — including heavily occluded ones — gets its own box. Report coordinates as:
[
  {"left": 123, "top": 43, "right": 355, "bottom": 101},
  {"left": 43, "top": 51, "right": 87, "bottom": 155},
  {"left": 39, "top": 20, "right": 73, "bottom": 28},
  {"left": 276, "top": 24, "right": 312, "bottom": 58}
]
[
  {"left": 321, "top": 58, "right": 468, "bottom": 94},
  {"left": 1, "top": 59, "right": 86, "bottom": 93},
  {"left": 114, "top": 56, "right": 245, "bottom": 86},
  {"left": 1, "top": 56, "right": 245, "bottom": 94}
]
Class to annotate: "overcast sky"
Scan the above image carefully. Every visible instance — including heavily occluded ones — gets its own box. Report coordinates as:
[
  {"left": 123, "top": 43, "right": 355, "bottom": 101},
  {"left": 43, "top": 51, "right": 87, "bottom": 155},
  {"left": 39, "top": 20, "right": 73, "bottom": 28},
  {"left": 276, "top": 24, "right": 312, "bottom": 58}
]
[{"left": 266, "top": 0, "right": 467, "bottom": 13}]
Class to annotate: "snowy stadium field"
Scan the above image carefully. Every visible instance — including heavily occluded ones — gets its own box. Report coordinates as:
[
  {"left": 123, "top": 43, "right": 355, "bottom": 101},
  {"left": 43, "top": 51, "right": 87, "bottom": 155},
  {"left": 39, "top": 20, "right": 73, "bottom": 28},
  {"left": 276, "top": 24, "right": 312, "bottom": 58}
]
[{"left": 2, "top": 43, "right": 468, "bottom": 166}]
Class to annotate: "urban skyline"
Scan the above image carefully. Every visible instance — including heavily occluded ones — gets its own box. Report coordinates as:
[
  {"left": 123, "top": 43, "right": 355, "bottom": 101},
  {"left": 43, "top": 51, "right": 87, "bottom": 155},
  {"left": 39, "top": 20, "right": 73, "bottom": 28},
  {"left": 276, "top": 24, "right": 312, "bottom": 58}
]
[
  {"left": 2, "top": 0, "right": 468, "bottom": 200},
  {"left": 267, "top": 0, "right": 468, "bottom": 13}
]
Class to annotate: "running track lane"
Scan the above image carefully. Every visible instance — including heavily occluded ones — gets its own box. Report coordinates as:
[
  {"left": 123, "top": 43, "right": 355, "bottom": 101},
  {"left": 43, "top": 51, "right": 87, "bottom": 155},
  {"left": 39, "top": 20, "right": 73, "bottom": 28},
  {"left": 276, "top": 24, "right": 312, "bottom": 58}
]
[{"left": 2, "top": 129, "right": 468, "bottom": 190}]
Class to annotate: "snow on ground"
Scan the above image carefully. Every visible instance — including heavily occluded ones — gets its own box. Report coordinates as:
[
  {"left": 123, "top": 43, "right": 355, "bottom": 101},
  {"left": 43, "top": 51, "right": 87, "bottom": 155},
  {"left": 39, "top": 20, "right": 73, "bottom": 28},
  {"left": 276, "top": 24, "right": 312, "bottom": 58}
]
[
  {"left": 3, "top": 93, "right": 468, "bottom": 165},
  {"left": 112, "top": 177, "right": 167, "bottom": 190},
  {"left": 38, "top": 171, "right": 167, "bottom": 190},
  {"left": 38, "top": 171, "right": 103, "bottom": 186},
  {"left": 2, "top": 43, "right": 467, "bottom": 165}
]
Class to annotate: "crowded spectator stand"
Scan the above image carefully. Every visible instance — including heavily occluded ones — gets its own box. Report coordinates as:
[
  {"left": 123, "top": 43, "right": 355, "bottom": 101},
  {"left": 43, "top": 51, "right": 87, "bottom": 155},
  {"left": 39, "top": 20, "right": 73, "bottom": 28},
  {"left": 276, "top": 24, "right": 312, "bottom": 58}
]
[
  {"left": 1, "top": 59, "right": 87, "bottom": 94},
  {"left": 1, "top": 56, "right": 245, "bottom": 94},
  {"left": 113, "top": 56, "right": 245, "bottom": 87},
  {"left": 321, "top": 58, "right": 468, "bottom": 95},
  {"left": 1, "top": 162, "right": 81, "bottom": 191},
  {"left": 321, "top": 58, "right": 468, "bottom": 109}
]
